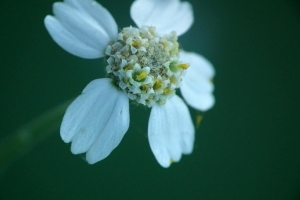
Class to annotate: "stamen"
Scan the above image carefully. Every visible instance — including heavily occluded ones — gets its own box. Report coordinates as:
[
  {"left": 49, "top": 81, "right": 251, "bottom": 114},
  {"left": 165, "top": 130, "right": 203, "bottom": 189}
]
[
  {"left": 132, "top": 40, "right": 142, "bottom": 48},
  {"left": 125, "top": 65, "right": 134, "bottom": 72},
  {"left": 179, "top": 64, "right": 189, "bottom": 70},
  {"left": 153, "top": 80, "right": 163, "bottom": 90},
  {"left": 136, "top": 72, "right": 147, "bottom": 82}
]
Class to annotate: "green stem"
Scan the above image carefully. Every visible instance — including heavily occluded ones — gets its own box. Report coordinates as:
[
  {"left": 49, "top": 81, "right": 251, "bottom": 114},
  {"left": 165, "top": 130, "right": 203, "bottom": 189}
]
[{"left": 0, "top": 99, "right": 72, "bottom": 175}]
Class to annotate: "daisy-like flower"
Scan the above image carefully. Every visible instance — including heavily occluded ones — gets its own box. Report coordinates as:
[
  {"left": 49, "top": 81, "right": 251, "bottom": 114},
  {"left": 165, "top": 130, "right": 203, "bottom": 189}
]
[{"left": 44, "top": 0, "right": 215, "bottom": 168}]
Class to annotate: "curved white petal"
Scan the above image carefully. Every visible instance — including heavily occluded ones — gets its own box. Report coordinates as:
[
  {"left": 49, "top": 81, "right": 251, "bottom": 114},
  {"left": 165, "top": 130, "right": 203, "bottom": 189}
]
[
  {"left": 130, "top": 0, "right": 193, "bottom": 36},
  {"left": 65, "top": 0, "right": 118, "bottom": 38},
  {"left": 148, "top": 95, "right": 194, "bottom": 168},
  {"left": 181, "top": 84, "right": 215, "bottom": 111},
  {"left": 180, "top": 51, "right": 215, "bottom": 111},
  {"left": 60, "top": 78, "right": 129, "bottom": 164},
  {"left": 45, "top": 0, "right": 118, "bottom": 59}
]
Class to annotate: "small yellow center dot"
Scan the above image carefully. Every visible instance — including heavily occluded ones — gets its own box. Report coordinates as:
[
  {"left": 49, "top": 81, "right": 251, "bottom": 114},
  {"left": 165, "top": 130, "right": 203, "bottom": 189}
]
[{"left": 136, "top": 71, "right": 147, "bottom": 82}]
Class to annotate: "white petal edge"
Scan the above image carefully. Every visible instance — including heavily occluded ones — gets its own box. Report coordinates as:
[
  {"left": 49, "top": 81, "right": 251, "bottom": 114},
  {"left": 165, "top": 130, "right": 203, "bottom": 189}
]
[
  {"left": 148, "top": 95, "right": 195, "bottom": 168},
  {"left": 60, "top": 78, "right": 129, "bottom": 164},
  {"left": 180, "top": 51, "right": 215, "bottom": 111},
  {"left": 130, "top": 0, "right": 193, "bottom": 36},
  {"left": 45, "top": 0, "right": 118, "bottom": 59}
]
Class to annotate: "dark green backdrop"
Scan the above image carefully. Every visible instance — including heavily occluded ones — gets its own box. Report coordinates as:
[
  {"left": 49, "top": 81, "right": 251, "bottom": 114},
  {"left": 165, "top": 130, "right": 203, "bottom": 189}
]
[{"left": 1, "top": 0, "right": 300, "bottom": 199}]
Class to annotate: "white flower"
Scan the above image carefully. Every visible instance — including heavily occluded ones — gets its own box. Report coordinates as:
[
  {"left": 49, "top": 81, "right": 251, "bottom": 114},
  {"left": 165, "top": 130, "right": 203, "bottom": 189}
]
[{"left": 44, "top": 0, "right": 215, "bottom": 168}]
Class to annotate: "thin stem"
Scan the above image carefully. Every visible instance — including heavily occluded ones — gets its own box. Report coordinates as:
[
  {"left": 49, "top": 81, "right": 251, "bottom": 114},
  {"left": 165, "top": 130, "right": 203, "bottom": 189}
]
[{"left": 0, "top": 99, "right": 73, "bottom": 175}]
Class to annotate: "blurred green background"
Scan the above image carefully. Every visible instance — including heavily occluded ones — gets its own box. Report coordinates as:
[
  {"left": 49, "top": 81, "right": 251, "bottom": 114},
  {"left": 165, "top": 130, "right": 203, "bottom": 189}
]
[{"left": 1, "top": 0, "right": 300, "bottom": 199}]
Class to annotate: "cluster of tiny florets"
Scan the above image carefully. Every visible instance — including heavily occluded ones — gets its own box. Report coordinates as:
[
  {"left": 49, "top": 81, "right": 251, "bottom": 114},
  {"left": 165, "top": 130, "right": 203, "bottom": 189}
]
[{"left": 105, "top": 26, "right": 189, "bottom": 107}]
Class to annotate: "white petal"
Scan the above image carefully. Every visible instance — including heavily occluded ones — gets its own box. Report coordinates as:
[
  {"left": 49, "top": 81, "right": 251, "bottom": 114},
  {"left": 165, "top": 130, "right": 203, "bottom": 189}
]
[
  {"left": 65, "top": 0, "right": 118, "bottom": 38},
  {"left": 148, "top": 95, "right": 194, "bottom": 168},
  {"left": 130, "top": 0, "right": 193, "bottom": 36},
  {"left": 45, "top": 0, "right": 118, "bottom": 59},
  {"left": 181, "top": 84, "right": 215, "bottom": 111},
  {"left": 44, "top": 16, "right": 100, "bottom": 59},
  {"left": 180, "top": 51, "right": 215, "bottom": 111},
  {"left": 60, "top": 78, "right": 129, "bottom": 164},
  {"left": 85, "top": 93, "right": 130, "bottom": 164}
]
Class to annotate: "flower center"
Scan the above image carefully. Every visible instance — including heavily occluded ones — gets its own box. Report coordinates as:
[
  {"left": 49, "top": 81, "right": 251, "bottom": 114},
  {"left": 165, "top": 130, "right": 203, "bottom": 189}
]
[{"left": 105, "top": 26, "right": 189, "bottom": 107}]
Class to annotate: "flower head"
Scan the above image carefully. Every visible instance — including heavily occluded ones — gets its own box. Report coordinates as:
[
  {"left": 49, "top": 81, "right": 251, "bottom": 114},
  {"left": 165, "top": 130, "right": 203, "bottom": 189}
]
[{"left": 45, "top": 0, "right": 215, "bottom": 168}]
